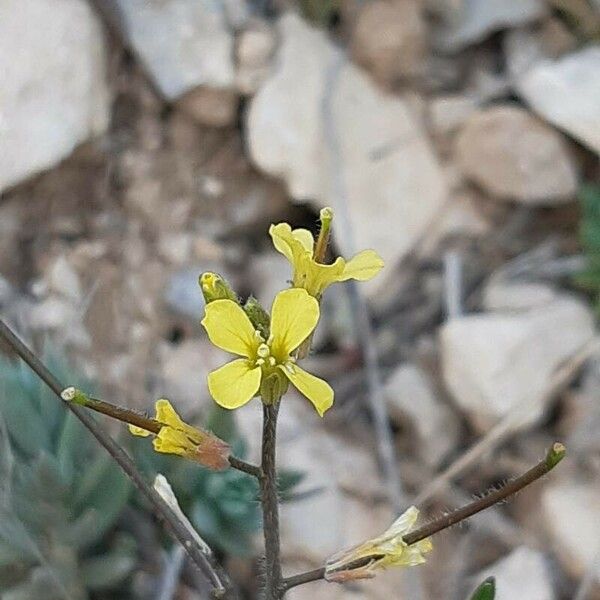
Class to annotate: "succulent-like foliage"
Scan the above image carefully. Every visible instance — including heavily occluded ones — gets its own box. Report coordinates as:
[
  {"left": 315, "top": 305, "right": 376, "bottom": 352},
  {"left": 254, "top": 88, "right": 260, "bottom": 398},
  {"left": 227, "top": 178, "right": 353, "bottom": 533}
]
[
  {"left": 134, "top": 405, "right": 303, "bottom": 557},
  {"left": 0, "top": 352, "right": 134, "bottom": 599}
]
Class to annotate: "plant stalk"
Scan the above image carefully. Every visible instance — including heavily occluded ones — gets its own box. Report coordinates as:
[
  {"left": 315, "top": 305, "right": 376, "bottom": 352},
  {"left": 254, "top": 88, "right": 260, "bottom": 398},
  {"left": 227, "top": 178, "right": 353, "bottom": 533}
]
[
  {"left": 282, "top": 443, "right": 565, "bottom": 592},
  {"left": 261, "top": 401, "right": 283, "bottom": 599}
]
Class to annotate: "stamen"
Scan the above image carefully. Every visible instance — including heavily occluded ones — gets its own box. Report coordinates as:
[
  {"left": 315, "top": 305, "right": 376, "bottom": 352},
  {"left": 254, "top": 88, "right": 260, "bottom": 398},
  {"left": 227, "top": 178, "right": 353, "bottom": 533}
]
[{"left": 257, "top": 343, "right": 270, "bottom": 358}]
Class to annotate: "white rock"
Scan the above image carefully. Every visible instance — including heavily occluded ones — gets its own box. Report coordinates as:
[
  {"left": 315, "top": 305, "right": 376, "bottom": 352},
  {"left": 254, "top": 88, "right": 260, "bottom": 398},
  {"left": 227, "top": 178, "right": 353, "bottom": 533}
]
[
  {"left": 108, "top": 0, "right": 236, "bottom": 99},
  {"left": 473, "top": 547, "right": 553, "bottom": 600},
  {"left": 483, "top": 280, "right": 559, "bottom": 311},
  {"left": 433, "top": 0, "right": 547, "bottom": 52},
  {"left": 248, "top": 253, "right": 291, "bottom": 309},
  {"left": 157, "top": 339, "right": 229, "bottom": 416},
  {"left": 248, "top": 14, "right": 447, "bottom": 292},
  {"left": 236, "top": 23, "right": 277, "bottom": 95},
  {"left": 517, "top": 47, "right": 600, "bottom": 155},
  {"left": 0, "top": 0, "right": 109, "bottom": 193},
  {"left": 47, "top": 255, "right": 82, "bottom": 303},
  {"left": 440, "top": 295, "right": 595, "bottom": 431},
  {"left": 351, "top": 0, "right": 427, "bottom": 85},
  {"left": 543, "top": 480, "right": 600, "bottom": 581},
  {"left": 429, "top": 94, "right": 478, "bottom": 136},
  {"left": 456, "top": 106, "right": 578, "bottom": 204},
  {"left": 384, "top": 363, "right": 459, "bottom": 466}
]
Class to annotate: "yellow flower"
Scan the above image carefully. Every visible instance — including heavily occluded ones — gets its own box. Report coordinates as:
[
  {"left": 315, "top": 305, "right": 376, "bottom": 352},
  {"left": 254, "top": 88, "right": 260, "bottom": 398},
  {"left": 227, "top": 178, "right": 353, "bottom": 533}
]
[
  {"left": 128, "top": 399, "right": 230, "bottom": 470},
  {"left": 201, "top": 288, "right": 334, "bottom": 416},
  {"left": 325, "top": 506, "right": 432, "bottom": 582},
  {"left": 269, "top": 222, "right": 384, "bottom": 298}
]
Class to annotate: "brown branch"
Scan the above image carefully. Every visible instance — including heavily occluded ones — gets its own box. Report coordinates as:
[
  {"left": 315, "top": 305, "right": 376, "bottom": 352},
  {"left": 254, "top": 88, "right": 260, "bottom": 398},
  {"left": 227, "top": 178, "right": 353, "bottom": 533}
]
[
  {"left": 282, "top": 443, "right": 565, "bottom": 592},
  {"left": 0, "top": 318, "right": 238, "bottom": 600},
  {"left": 64, "top": 393, "right": 262, "bottom": 478}
]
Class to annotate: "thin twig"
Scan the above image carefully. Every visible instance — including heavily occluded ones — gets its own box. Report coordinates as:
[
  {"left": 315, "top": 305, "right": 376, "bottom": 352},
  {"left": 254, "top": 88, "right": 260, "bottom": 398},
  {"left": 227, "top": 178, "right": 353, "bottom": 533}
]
[
  {"left": 62, "top": 393, "right": 262, "bottom": 478},
  {"left": 0, "top": 318, "right": 237, "bottom": 600},
  {"left": 281, "top": 443, "right": 565, "bottom": 592},
  {"left": 414, "top": 338, "right": 599, "bottom": 506},
  {"left": 261, "top": 402, "right": 283, "bottom": 599}
]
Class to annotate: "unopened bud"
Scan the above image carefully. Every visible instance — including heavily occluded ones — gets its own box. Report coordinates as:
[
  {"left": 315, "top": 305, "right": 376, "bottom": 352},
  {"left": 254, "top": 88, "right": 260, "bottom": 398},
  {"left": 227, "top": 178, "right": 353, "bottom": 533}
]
[
  {"left": 243, "top": 296, "right": 270, "bottom": 339},
  {"left": 199, "top": 272, "right": 238, "bottom": 304},
  {"left": 60, "top": 386, "right": 89, "bottom": 406}
]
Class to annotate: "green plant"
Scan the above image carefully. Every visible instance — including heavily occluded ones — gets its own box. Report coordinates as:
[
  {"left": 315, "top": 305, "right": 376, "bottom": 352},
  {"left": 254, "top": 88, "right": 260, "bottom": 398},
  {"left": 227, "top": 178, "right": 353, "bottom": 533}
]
[
  {"left": 0, "top": 353, "right": 135, "bottom": 600},
  {"left": 576, "top": 184, "right": 600, "bottom": 311},
  {"left": 133, "top": 405, "right": 303, "bottom": 557},
  {"left": 469, "top": 576, "right": 496, "bottom": 600}
]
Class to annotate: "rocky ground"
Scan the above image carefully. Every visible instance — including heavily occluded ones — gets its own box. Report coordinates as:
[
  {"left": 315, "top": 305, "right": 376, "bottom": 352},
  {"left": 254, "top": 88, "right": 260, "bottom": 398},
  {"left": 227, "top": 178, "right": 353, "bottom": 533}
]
[{"left": 1, "top": 1, "right": 600, "bottom": 599}]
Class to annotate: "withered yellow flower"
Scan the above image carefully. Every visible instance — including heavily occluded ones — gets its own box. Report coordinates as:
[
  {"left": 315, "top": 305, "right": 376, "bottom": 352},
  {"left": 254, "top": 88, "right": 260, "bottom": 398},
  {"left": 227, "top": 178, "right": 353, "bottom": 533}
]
[
  {"left": 201, "top": 288, "right": 333, "bottom": 416},
  {"left": 325, "top": 506, "right": 432, "bottom": 582},
  {"left": 128, "top": 399, "right": 230, "bottom": 470},
  {"left": 269, "top": 220, "right": 384, "bottom": 298}
]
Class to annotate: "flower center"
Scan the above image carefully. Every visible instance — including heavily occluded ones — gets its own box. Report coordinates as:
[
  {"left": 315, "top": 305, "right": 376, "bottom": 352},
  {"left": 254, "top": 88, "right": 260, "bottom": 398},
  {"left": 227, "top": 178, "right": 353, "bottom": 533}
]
[{"left": 255, "top": 341, "right": 277, "bottom": 368}]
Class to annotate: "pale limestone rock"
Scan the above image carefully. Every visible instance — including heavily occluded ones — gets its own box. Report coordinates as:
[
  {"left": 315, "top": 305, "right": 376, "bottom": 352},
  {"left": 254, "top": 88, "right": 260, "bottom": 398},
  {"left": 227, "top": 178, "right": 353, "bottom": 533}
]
[
  {"left": 236, "top": 22, "right": 277, "bottom": 95},
  {"left": 351, "top": 0, "right": 426, "bottom": 85},
  {"left": 107, "top": 0, "right": 236, "bottom": 99},
  {"left": 247, "top": 14, "right": 447, "bottom": 293},
  {"left": 440, "top": 295, "right": 595, "bottom": 431},
  {"left": 473, "top": 547, "right": 553, "bottom": 600},
  {"left": 384, "top": 363, "right": 459, "bottom": 466},
  {"left": 483, "top": 280, "right": 559, "bottom": 312},
  {"left": 157, "top": 339, "right": 229, "bottom": 416},
  {"left": 0, "top": 0, "right": 109, "bottom": 192},
  {"left": 456, "top": 106, "right": 578, "bottom": 204},
  {"left": 177, "top": 87, "right": 238, "bottom": 127},
  {"left": 516, "top": 47, "right": 600, "bottom": 155},
  {"left": 429, "top": 94, "right": 478, "bottom": 136},
  {"left": 543, "top": 479, "right": 600, "bottom": 581},
  {"left": 433, "top": 0, "right": 547, "bottom": 52}
]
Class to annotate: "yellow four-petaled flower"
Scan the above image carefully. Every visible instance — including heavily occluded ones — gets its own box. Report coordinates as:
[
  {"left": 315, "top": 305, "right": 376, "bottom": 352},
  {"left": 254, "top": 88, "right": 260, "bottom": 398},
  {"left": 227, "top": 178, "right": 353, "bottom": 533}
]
[
  {"left": 202, "top": 288, "right": 334, "bottom": 416},
  {"left": 269, "top": 222, "right": 384, "bottom": 298}
]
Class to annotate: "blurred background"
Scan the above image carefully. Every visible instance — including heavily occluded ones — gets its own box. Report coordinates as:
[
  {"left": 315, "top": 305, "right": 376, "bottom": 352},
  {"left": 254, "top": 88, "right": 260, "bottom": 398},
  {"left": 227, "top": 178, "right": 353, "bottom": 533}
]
[{"left": 1, "top": 0, "right": 600, "bottom": 599}]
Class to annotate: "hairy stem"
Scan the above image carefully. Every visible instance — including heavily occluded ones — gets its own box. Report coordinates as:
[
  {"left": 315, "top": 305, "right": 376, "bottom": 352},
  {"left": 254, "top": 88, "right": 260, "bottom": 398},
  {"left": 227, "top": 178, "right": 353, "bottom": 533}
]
[
  {"left": 282, "top": 443, "right": 565, "bottom": 592},
  {"left": 261, "top": 402, "right": 283, "bottom": 599}
]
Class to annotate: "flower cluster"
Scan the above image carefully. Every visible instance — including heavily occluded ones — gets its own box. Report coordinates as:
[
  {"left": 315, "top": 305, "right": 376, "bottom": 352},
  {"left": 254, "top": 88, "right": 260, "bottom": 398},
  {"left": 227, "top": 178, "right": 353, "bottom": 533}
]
[{"left": 201, "top": 208, "right": 383, "bottom": 416}]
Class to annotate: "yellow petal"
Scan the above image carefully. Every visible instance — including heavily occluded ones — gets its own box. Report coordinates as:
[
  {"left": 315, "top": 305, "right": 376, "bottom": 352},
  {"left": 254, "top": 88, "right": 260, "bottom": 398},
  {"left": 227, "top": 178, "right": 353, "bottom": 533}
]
[
  {"left": 155, "top": 399, "right": 202, "bottom": 444},
  {"left": 292, "top": 228, "right": 314, "bottom": 255},
  {"left": 201, "top": 299, "right": 258, "bottom": 357},
  {"left": 128, "top": 424, "right": 151, "bottom": 437},
  {"left": 338, "top": 249, "right": 384, "bottom": 282},
  {"left": 384, "top": 505, "right": 419, "bottom": 538},
  {"left": 300, "top": 256, "right": 346, "bottom": 296},
  {"left": 279, "top": 363, "right": 333, "bottom": 417},
  {"left": 153, "top": 427, "right": 189, "bottom": 457},
  {"left": 270, "top": 223, "right": 312, "bottom": 264},
  {"left": 270, "top": 289, "right": 319, "bottom": 359},
  {"left": 207, "top": 359, "right": 262, "bottom": 409}
]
